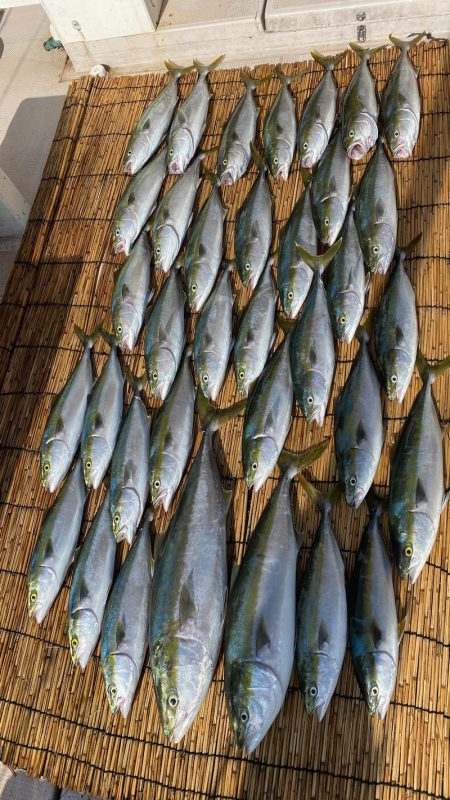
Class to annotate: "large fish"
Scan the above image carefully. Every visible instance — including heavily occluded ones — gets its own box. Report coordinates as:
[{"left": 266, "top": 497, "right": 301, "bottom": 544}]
[
  {"left": 40, "top": 325, "right": 99, "bottom": 492},
  {"left": 111, "top": 232, "right": 152, "bottom": 351},
  {"left": 234, "top": 144, "right": 272, "bottom": 289},
  {"left": 193, "top": 262, "right": 233, "bottom": 401},
  {"left": 123, "top": 60, "right": 192, "bottom": 175},
  {"left": 150, "top": 395, "right": 245, "bottom": 743},
  {"left": 81, "top": 331, "right": 123, "bottom": 490},
  {"left": 334, "top": 322, "right": 384, "bottom": 508},
  {"left": 184, "top": 181, "right": 227, "bottom": 313},
  {"left": 388, "top": 353, "right": 450, "bottom": 583},
  {"left": 290, "top": 241, "right": 341, "bottom": 427},
  {"left": 341, "top": 43, "right": 383, "bottom": 160},
  {"left": 68, "top": 489, "right": 116, "bottom": 670},
  {"left": 310, "top": 130, "right": 351, "bottom": 245},
  {"left": 242, "top": 331, "right": 293, "bottom": 492},
  {"left": 144, "top": 264, "right": 185, "bottom": 400},
  {"left": 381, "top": 33, "right": 425, "bottom": 160},
  {"left": 113, "top": 146, "right": 167, "bottom": 256},
  {"left": 349, "top": 493, "right": 403, "bottom": 719},
  {"left": 297, "top": 50, "right": 346, "bottom": 170},
  {"left": 233, "top": 256, "right": 276, "bottom": 396},
  {"left": 277, "top": 177, "right": 317, "bottom": 319},
  {"left": 152, "top": 153, "right": 203, "bottom": 272},
  {"left": 354, "top": 137, "right": 398, "bottom": 274},
  {"left": 295, "top": 476, "right": 347, "bottom": 721},
  {"left": 28, "top": 461, "right": 86, "bottom": 624},
  {"left": 149, "top": 346, "right": 195, "bottom": 512},
  {"left": 101, "top": 514, "right": 152, "bottom": 718},
  {"left": 326, "top": 203, "right": 366, "bottom": 343},
  {"left": 374, "top": 234, "right": 421, "bottom": 402},
  {"left": 263, "top": 65, "right": 306, "bottom": 180},
  {"left": 110, "top": 369, "right": 150, "bottom": 545},
  {"left": 167, "top": 56, "right": 223, "bottom": 175},
  {"left": 225, "top": 441, "right": 329, "bottom": 753}
]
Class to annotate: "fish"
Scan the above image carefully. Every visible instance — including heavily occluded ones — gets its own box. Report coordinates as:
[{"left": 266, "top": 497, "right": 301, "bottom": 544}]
[
  {"left": 68, "top": 489, "right": 116, "bottom": 669},
  {"left": 277, "top": 176, "right": 317, "bottom": 319},
  {"left": 123, "top": 60, "right": 193, "bottom": 175},
  {"left": 326, "top": 203, "right": 366, "bottom": 343},
  {"left": 297, "top": 50, "right": 346, "bottom": 170},
  {"left": 354, "top": 137, "right": 398, "bottom": 274},
  {"left": 388, "top": 352, "right": 450, "bottom": 583},
  {"left": 113, "top": 146, "right": 167, "bottom": 256},
  {"left": 349, "top": 492, "right": 403, "bottom": 719},
  {"left": 40, "top": 325, "right": 99, "bottom": 493},
  {"left": 242, "top": 331, "right": 293, "bottom": 492},
  {"left": 341, "top": 43, "right": 384, "bottom": 160},
  {"left": 101, "top": 513, "right": 152, "bottom": 718},
  {"left": 111, "top": 231, "right": 152, "bottom": 351},
  {"left": 381, "top": 33, "right": 425, "bottom": 160},
  {"left": 295, "top": 476, "right": 347, "bottom": 721},
  {"left": 110, "top": 369, "right": 150, "bottom": 545},
  {"left": 263, "top": 65, "right": 307, "bottom": 180},
  {"left": 233, "top": 256, "right": 276, "bottom": 396},
  {"left": 334, "top": 320, "right": 384, "bottom": 508},
  {"left": 149, "top": 346, "right": 195, "bottom": 512},
  {"left": 225, "top": 440, "right": 329, "bottom": 753},
  {"left": 28, "top": 460, "right": 86, "bottom": 624},
  {"left": 234, "top": 144, "right": 272, "bottom": 289},
  {"left": 81, "top": 329, "right": 124, "bottom": 490},
  {"left": 152, "top": 152, "right": 203, "bottom": 272},
  {"left": 144, "top": 263, "right": 185, "bottom": 400},
  {"left": 193, "top": 261, "right": 234, "bottom": 401},
  {"left": 167, "top": 56, "right": 223, "bottom": 175},
  {"left": 184, "top": 179, "right": 227, "bottom": 312},
  {"left": 374, "top": 234, "right": 422, "bottom": 402},
  {"left": 290, "top": 241, "right": 341, "bottom": 427},
  {"left": 150, "top": 395, "right": 245, "bottom": 743},
  {"left": 310, "top": 129, "right": 351, "bottom": 245}
]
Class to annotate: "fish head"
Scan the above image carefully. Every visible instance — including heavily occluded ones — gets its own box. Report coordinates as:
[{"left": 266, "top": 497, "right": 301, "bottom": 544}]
[
  {"left": 146, "top": 347, "right": 176, "bottom": 400},
  {"left": 381, "top": 348, "right": 412, "bottom": 402},
  {"left": 299, "top": 122, "right": 328, "bottom": 170},
  {"left": 266, "top": 142, "right": 291, "bottom": 181},
  {"left": 340, "top": 447, "right": 375, "bottom": 508},
  {"left": 167, "top": 130, "right": 192, "bottom": 175},
  {"left": 364, "top": 224, "right": 396, "bottom": 275},
  {"left": 82, "top": 437, "right": 110, "bottom": 489},
  {"left": 355, "top": 651, "right": 397, "bottom": 718},
  {"left": 28, "top": 565, "right": 57, "bottom": 624},
  {"left": 40, "top": 438, "right": 71, "bottom": 492},
  {"left": 280, "top": 265, "right": 312, "bottom": 319},
  {"left": 185, "top": 266, "right": 211, "bottom": 313},
  {"left": 390, "top": 511, "right": 434, "bottom": 583},
  {"left": 298, "top": 651, "right": 338, "bottom": 722},
  {"left": 237, "top": 250, "right": 265, "bottom": 290},
  {"left": 234, "top": 358, "right": 251, "bottom": 396},
  {"left": 103, "top": 653, "right": 137, "bottom": 718},
  {"left": 153, "top": 224, "right": 179, "bottom": 273},
  {"left": 113, "top": 214, "right": 135, "bottom": 256},
  {"left": 112, "top": 301, "right": 141, "bottom": 352},
  {"left": 385, "top": 109, "right": 418, "bottom": 160},
  {"left": 218, "top": 143, "right": 246, "bottom": 186},
  {"left": 316, "top": 198, "right": 345, "bottom": 245},
  {"left": 69, "top": 608, "right": 99, "bottom": 670},
  {"left": 226, "top": 659, "right": 283, "bottom": 754},
  {"left": 244, "top": 434, "right": 278, "bottom": 492},
  {"left": 111, "top": 489, "right": 141, "bottom": 545},
  {"left": 123, "top": 134, "right": 148, "bottom": 175},
  {"left": 196, "top": 353, "right": 224, "bottom": 402},
  {"left": 298, "top": 371, "right": 329, "bottom": 427},
  {"left": 331, "top": 290, "right": 363, "bottom": 343},
  {"left": 343, "top": 114, "right": 378, "bottom": 160}
]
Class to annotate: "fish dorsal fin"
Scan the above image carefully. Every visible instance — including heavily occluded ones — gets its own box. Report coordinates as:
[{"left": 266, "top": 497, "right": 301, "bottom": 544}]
[
  {"left": 415, "top": 477, "right": 427, "bottom": 506},
  {"left": 395, "top": 325, "right": 405, "bottom": 345},
  {"left": 123, "top": 459, "right": 136, "bottom": 485},
  {"left": 121, "top": 283, "right": 130, "bottom": 301},
  {"left": 92, "top": 412, "right": 104, "bottom": 433},
  {"left": 179, "top": 571, "right": 197, "bottom": 627},
  {"left": 375, "top": 199, "right": 385, "bottom": 221},
  {"left": 163, "top": 429, "right": 173, "bottom": 447},
  {"left": 55, "top": 417, "right": 65, "bottom": 435},
  {"left": 264, "top": 397, "right": 281, "bottom": 434},
  {"left": 78, "top": 577, "right": 90, "bottom": 603},
  {"left": 329, "top": 176, "right": 337, "bottom": 194},
  {"left": 309, "top": 346, "right": 317, "bottom": 367},
  {"left": 255, "top": 616, "right": 271, "bottom": 657},
  {"left": 44, "top": 539, "right": 54, "bottom": 560},
  {"left": 115, "top": 616, "right": 127, "bottom": 648},
  {"left": 356, "top": 420, "right": 367, "bottom": 445},
  {"left": 318, "top": 621, "right": 329, "bottom": 651},
  {"left": 372, "top": 618, "right": 383, "bottom": 649}
]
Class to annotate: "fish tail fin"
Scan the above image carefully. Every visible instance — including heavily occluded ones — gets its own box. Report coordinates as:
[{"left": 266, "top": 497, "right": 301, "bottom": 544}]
[
  {"left": 355, "top": 311, "right": 374, "bottom": 344},
  {"left": 396, "top": 232, "right": 422, "bottom": 262},
  {"left": 366, "top": 488, "right": 386, "bottom": 519},
  {"left": 240, "top": 69, "right": 271, "bottom": 90},
  {"left": 278, "top": 439, "right": 330, "bottom": 480},
  {"left": 184, "top": 342, "right": 193, "bottom": 360},
  {"left": 389, "top": 32, "right": 426, "bottom": 50},
  {"left": 250, "top": 141, "right": 266, "bottom": 172},
  {"left": 97, "top": 325, "right": 116, "bottom": 348},
  {"left": 298, "top": 474, "right": 341, "bottom": 512},
  {"left": 300, "top": 167, "right": 313, "bottom": 187},
  {"left": 164, "top": 59, "right": 194, "bottom": 78},
  {"left": 275, "top": 64, "right": 308, "bottom": 84},
  {"left": 294, "top": 239, "right": 342, "bottom": 276},
  {"left": 74, "top": 322, "right": 102, "bottom": 349},
  {"left": 349, "top": 42, "right": 386, "bottom": 61},
  {"left": 276, "top": 313, "right": 296, "bottom": 336},
  {"left": 197, "top": 391, "right": 246, "bottom": 433},
  {"left": 123, "top": 365, "right": 146, "bottom": 395},
  {"left": 203, "top": 165, "right": 220, "bottom": 186},
  {"left": 416, "top": 350, "right": 450, "bottom": 385},
  {"left": 311, "top": 49, "right": 347, "bottom": 70},
  {"left": 193, "top": 54, "right": 224, "bottom": 75}
]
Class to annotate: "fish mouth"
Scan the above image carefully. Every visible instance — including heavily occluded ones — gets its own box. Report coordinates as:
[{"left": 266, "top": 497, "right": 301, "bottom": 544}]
[
  {"left": 154, "top": 255, "right": 170, "bottom": 273},
  {"left": 247, "top": 472, "right": 267, "bottom": 493},
  {"left": 153, "top": 488, "right": 171, "bottom": 512},
  {"left": 275, "top": 163, "right": 289, "bottom": 181},
  {"left": 119, "top": 331, "right": 134, "bottom": 351},
  {"left": 347, "top": 141, "right": 367, "bottom": 160},
  {"left": 29, "top": 602, "right": 44, "bottom": 624},
  {"left": 188, "top": 294, "right": 204, "bottom": 314},
  {"left": 123, "top": 159, "right": 135, "bottom": 176},
  {"left": 346, "top": 487, "right": 366, "bottom": 509},
  {"left": 305, "top": 406, "right": 325, "bottom": 428},
  {"left": 114, "top": 238, "right": 129, "bottom": 256},
  {"left": 393, "top": 142, "right": 411, "bottom": 160},
  {"left": 168, "top": 159, "right": 184, "bottom": 175},
  {"left": 219, "top": 168, "right": 237, "bottom": 187},
  {"left": 115, "top": 524, "right": 132, "bottom": 545},
  {"left": 300, "top": 153, "right": 314, "bottom": 170}
]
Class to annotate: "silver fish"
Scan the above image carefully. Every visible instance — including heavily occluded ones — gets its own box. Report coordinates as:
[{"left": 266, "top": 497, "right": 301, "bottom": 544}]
[
  {"left": 341, "top": 43, "right": 383, "bottom": 160},
  {"left": 277, "top": 180, "right": 317, "bottom": 319},
  {"left": 326, "top": 204, "right": 366, "bottom": 343},
  {"left": 144, "top": 265, "right": 185, "bottom": 400},
  {"left": 184, "top": 182, "right": 227, "bottom": 313},
  {"left": 297, "top": 50, "right": 346, "bottom": 170},
  {"left": 193, "top": 262, "right": 233, "bottom": 401},
  {"left": 111, "top": 232, "right": 152, "bottom": 351},
  {"left": 218, "top": 70, "right": 266, "bottom": 186},
  {"left": 310, "top": 130, "right": 351, "bottom": 245},
  {"left": 263, "top": 65, "right": 306, "bottom": 181},
  {"left": 234, "top": 144, "right": 272, "bottom": 289},
  {"left": 381, "top": 33, "right": 425, "bottom": 160}
]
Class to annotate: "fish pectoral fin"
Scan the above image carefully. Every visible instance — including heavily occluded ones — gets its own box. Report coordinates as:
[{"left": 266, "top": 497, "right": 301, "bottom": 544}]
[
  {"left": 230, "top": 562, "right": 240, "bottom": 592},
  {"left": 179, "top": 572, "right": 197, "bottom": 628},
  {"left": 255, "top": 616, "right": 271, "bottom": 658},
  {"left": 375, "top": 199, "right": 385, "bottom": 222},
  {"left": 123, "top": 459, "right": 136, "bottom": 486},
  {"left": 128, "top": 192, "right": 136, "bottom": 205},
  {"left": 78, "top": 577, "right": 90, "bottom": 603},
  {"left": 395, "top": 325, "right": 405, "bottom": 345},
  {"left": 163, "top": 429, "right": 173, "bottom": 447},
  {"left": 263, "top": 398, "right": 281, "bottom": 435},
  {"left": 121, "top": 283, "right": 131, "bottom": 300},
  {"left": 415, "top": 477, "right": 427, "bottom": 507},
  {"left": 55, "top": 416, "right": 65, "bottom": 435},
  {"left": 371, "top": 618, "right": 383, "bottom": 649},
  {"left": 309, "top": 346, "right": 318, "bottom": 367},
  {"left": 356, "top": 421, "right": 367, "bottom": 445},
  {"left": 231, "top": 130, "right": 240, "bottom": 143},
  {"left": 328, "top": 176, "right": 337, "bottom": 194},
  {"left": 250, "top": 222, "right": 261, "bottom": 241},
  {"left": 317, "top": 621, "right": 330, "bottom": 651},
  {"left": 44, "top": 539, "right": 54, "bottom": 560},
  {"left": 92, "top": 412, "right": 104, "bottom": 433},
  {"left": 115, "top": 617, "right": 127, "bottom": 648}
]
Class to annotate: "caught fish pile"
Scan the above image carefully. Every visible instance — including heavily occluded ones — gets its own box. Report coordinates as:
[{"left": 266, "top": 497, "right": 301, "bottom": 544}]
[{"left": 29, "top": 33, "right": 446, "bottom": 754}]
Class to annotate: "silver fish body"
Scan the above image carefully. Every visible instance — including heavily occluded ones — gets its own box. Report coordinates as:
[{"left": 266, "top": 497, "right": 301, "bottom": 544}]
[
  {"left": 184, "top": 184, "right": 226, "bottom": 312},
  {"left": 113, "top": 147, "right": 167, "bottom": 256},
  {"left": 297, "top": 51, "right": 344, "bottom": 169},
  {"left": 112, "top": 232, "right": 151, "bottom": 350},
  {"left": 341, "top": 46, "right": 380, "bottom": 160},
  {"left": 193, "top": 264, "right": 233, "bottom": 401},
  {"left": 123, "top": 77, "right": 179, "bottom": 175},
  {"left": 277, "top": 184, "right": 316, "bottom": 319},
  {"left": 311, "top": 131, "right": 350, "bottom": 245},
  {"left": 234, "top": 165, "right": 272, "bottom": 289},
  {"left": 218, "top": 75, "right": 259, "bottom": 186},
  {"left": 381, "top": 35, "right": 423, "bottom": 159},
  {"left": 263, "top": 71, "right": 297, "bottom": 180},
  {"left": 327, "top": 205, "right": 366, "bottom": 343},
  {"left": 144, "top": 268, "right": 185, "bottom": 400},
  {"left": 167, "top": 75, "right": 210, "bottom": 175}
]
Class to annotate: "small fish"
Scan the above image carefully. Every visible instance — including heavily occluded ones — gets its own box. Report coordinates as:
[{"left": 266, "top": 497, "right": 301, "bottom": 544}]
[
  {"left": 111, "top": 232, "right": 152, "bottom": 351},
  {"left": 242, "top": 331, "right": 293, "bottom": 492},
  {"left": 354, "top": 137, "right": 398, "bottom": 274},
  {"left": 81, "top": 330, "right": 124, "bottom": 490},
  {"left": 234, "top": 256, "right": 276, "bottom": 396},
  {"left": 113, "top": 147, "right": 167, "bottom": 256},
  {"left": 263, "top": 65, "right": 307, "bottom": 180},
  {"left": 297, "top": 50, "right": 346, "bottom": 170},
  {"left": 68, "top": 489, "right": 116, "bottom": 669},
  {"left": 341, "top": 43, "right": 384, "bottom": 160},
  {"left": 290, "top": 241, "right": 341, "bottom": 427},
  {"left": 389, "top": 352, "right": 450, "bottom": 583},
  {"left": 184, "top": 180, "right": 227, "bottom": 313},
  {"left": 374, "top": 234, "right": 421, "bottom": 402},
  {"left": 110, "top": 369, "right": 150, "bottom": 545},
  {"left": 28, "top": 461, "right": 86, "bottom": 624},
  {"left": 152, "top": 153, "right": 203, "bottom": 272},
  {"left": 310, "top": 129, "right": 351, "bottom": 245},
  {"left": 334, "top": 321, "right": 384, "bottom": 508},
  {"left": 101, "top": 513, "right": 152, "bottom": 718},
  {"left": 40, "top": 325, "right": 99, "bottom": 492},
  {"left": 349, "top": 492, "right": 402, "bottom": 719},
  {"left": 327, "top": 204, "right": 366, "bottom": 343},
  {"left": 167, "top": 56, "right": 223, "bottom": 175},
  {"left": 149, "top": 346, "right": 195, "bottom": 512},
  {"left": 123, "top": 61, "right": 193, "bottom": 175},
  {"left": 381, "top": 33, "right": 425, "bottom": 160},
  {"left": 234, "top": 144, "right": 272, "bottom": 289},
  {"left": 144, "top": 264, "right": 185, "bottom": 400},
  {"left": 296, "top": 477, "right": 347, "bottom": 721},
  {"left": 277, "top": 176, "right": 317, "bottom": 319},
  {"left": 225, "top": 441, "right": 329, "bottom": 753},
  {"left": 193, "top": 262, "right": 234, "bottom": 401}
]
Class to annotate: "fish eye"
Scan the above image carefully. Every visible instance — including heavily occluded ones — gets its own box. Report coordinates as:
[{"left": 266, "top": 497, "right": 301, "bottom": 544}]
[
  {"left": 309, "top": 685, "right": 318, "bottom": 698},
  {"left": 191, "top": 284, "right": 197, "bottom": 293},
  {"left": 307, "top": 395, "right": 314, "bottom": 405},
  {"left": 152, "top": 371, "right": 158, "bottom": 380},
  {"left": 240, "top": 710, "right": 249, "bottom": 723},
  {"left": 110, "top": 685, "right": 117, "bottom": 700},
  {"left": 349, "top": 129, "right": 354, "bottom": 138},
  {"left": 113, "top": 513, "right": 120, "bottom": 526},
  {"left": 370, "top": 685, "right": 379, "bottom": 697},
  {"left": 324, "top": 218, "right": 329, "bottom": 227},
  {"left": 287, "top": 290, "right": 294, "bottom": 300},
  {"left": 404, "top": 545, "right": 413, "bottom": 557},
  {"left": 394, "top": 130, "right": 399, "bottom": 138},
  {"left": 169, "top": 148, "right": 174, "bottom": 157},
  {"left": 30, "top": 591, "right": 37, "bottom": 603},
  {"left": 238, "top": 370, "right": 245, "bottom": 380},
  {"left": 154, "top": 479, "right": 161, "bottom": 489},
  {"left": 117, "top": 324, "right": 122, "bottom": 335},
  {"left": 391, "top": 374, "right": 397, "bottom": 383},
  {"left": 273, "top": 156, "right": 279, "bottom": 165},
  {"left": 340, "top": 315, "right": 346, "bottom": 325},
  {"left": 302, "top": 142, "right": 308, "bottom": 151},
  {"left": 373, "top": 245, "right": 380, "bottom": 255},
  {"left": 202, "top": 374, "right": 209, "bottom": 384},
  {"left": 155, "top": 246, "right": 161, "bottom": 257},
  {"left": 71, "top": 636, "right": 78, "bottom": 650},
  {"left": 127, "top": 150, "right": 132, "bottom": 157},
  {"left": 222, "top": 158, "right": 228, "bottom": 167},
  {"left": 349, "top": 476, "right": 357, "bottom": 487},
  {"left": 251, "top": 461, "right": 258, "bottom": 471},
  {"left": 85, "top": 459, "right": 92, "bottom": 470},
  {"left": 244, "top": 262, "right": 251, "bottom": 271},
  {"left": 43, "top": 463, "right": 50, "bottom": 473},
  {"left": 115, "top": 228, "right": 120, "bottom": 236},
  {"left": 168, "top": 692, "right": 179, "bottom": 708}
]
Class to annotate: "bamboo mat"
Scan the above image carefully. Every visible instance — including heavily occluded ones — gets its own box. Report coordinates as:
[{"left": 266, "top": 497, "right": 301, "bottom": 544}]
[{"left": 0, "top": 38, "right": 449, "bottom": 800}]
